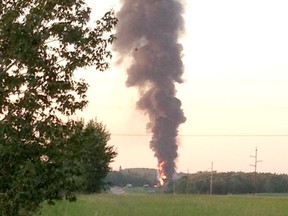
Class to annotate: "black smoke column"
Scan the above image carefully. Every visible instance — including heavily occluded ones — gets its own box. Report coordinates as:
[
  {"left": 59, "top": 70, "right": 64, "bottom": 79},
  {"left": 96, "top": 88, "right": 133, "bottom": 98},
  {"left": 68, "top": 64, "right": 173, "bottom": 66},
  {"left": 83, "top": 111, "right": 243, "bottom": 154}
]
[{"left": 113, "top": 0, "right": 186, "bottom": 183}]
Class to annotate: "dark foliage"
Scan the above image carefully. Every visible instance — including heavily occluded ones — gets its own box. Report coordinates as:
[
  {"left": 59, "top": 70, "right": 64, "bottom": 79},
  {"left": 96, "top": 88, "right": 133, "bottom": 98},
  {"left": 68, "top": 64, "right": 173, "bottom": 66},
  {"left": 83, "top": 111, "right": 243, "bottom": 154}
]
[
  {"left": 0, "top": 1, "right": 117, "bottom": 215},
  {"left": 79, "top": 119, "right": 117, "bottom": 193},
  {"left": 175, "top": 172, "right": 288, "bottom": 195},
  {"left": 106, "top": 169, "right": 288, "bottom": 195},
  {"left": 105, "top": 168, "right": 158, "bottom": 187}
]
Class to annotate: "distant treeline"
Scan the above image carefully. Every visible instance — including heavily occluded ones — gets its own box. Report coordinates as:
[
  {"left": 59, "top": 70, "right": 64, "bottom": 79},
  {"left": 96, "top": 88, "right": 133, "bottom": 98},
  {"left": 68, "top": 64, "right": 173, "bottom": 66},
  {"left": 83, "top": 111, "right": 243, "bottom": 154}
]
[
  {"left": 177, "top": 171, "right": 288, "bottom": 194},
  {"left": 105, "top": 169, "right": 288, "bottom": 194},
  {"left": 105, "top": 168, "right": 158, "bottom": 187}
]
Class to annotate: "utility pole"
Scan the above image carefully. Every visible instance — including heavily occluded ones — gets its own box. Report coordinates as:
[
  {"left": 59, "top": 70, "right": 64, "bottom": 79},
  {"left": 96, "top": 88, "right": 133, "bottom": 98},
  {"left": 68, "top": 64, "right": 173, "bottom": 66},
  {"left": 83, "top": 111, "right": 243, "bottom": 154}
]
[
  {"left": 250, "top": 147, "right": 262, "bottom": 196},
  {"left": 210, "top": 161, "right": 213, "bottom": 195},
  {"left": 186, "top": 169, "right": 189, "bottom": 194},
  {"left": 173, "top": 172, "right": 177, "bottom": 195}
]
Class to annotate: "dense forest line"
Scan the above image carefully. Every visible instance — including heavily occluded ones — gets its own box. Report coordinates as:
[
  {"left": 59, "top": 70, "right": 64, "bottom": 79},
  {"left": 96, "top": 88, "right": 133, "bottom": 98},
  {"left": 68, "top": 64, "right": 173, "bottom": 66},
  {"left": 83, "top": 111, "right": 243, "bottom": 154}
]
[{"left": 105, "top": 168, "right": 288, "bottom": 194}]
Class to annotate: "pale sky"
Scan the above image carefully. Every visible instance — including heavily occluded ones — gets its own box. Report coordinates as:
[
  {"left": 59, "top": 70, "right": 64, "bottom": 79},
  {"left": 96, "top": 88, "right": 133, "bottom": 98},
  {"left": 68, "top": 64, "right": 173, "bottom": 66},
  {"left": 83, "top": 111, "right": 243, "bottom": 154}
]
[{"left": 75, "top": 0, "right": 288, "bottom": 174}]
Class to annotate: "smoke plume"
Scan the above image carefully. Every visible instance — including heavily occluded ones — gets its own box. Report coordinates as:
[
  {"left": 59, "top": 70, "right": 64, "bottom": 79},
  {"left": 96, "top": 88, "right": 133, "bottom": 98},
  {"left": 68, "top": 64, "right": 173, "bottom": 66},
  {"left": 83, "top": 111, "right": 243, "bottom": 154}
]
[{"left": 113, "top": 0, "right": 186, "bottom": 181}]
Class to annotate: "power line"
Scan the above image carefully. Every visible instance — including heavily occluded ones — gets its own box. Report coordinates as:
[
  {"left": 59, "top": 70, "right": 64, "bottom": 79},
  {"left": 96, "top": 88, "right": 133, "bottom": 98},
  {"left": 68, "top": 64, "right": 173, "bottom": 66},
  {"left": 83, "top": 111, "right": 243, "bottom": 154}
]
[{"left": 111, "top": 134, "right": 288, "bottom": 137}]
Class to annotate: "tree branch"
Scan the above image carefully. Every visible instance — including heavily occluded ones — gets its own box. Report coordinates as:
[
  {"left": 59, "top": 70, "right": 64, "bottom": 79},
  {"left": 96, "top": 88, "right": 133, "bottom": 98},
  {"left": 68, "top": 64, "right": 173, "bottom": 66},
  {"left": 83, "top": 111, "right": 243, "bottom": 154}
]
[{"left": 3, "top": 60, "right": 17, "bottom": 73}]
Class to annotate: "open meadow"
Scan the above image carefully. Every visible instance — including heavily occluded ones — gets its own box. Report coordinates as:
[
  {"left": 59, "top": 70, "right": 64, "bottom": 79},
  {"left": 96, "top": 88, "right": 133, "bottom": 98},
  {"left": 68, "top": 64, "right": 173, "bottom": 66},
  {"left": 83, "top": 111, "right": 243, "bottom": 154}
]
[{"left": 41, "top": 194, "right": 288, "bottom": 216}]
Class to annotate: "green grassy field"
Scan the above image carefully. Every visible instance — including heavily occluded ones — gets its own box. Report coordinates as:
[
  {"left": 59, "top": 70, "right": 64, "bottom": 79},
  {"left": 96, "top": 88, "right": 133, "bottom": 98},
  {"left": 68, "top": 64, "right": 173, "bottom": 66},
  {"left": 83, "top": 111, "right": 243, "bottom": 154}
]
[{"left": 41, "top": 194, "right": 288, "bottom": 216}]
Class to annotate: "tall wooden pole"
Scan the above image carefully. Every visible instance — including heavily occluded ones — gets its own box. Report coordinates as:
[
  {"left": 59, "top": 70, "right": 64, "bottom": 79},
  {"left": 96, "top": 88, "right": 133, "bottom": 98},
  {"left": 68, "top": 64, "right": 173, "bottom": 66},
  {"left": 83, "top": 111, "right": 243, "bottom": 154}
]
[
  {"left": 250, "top": 147, "right": 261, "bottom": 196},
  {"left": 210, "top": 161, "right": 213, "bottom": 195}
]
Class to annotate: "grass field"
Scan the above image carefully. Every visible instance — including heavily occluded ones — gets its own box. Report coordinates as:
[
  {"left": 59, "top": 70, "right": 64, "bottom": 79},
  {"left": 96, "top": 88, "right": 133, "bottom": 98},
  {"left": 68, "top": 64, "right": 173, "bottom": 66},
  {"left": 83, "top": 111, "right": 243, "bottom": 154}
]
[{"left": 40, "top": 194, "right": 288, "bottom": 216}]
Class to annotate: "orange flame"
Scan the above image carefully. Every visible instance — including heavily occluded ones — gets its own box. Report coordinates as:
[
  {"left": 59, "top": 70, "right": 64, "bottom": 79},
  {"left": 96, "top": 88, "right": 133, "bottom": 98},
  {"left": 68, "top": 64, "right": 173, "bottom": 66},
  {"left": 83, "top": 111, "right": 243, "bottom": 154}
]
[{"left": 157, "top": 161, "right": 167, "bottom": 186}]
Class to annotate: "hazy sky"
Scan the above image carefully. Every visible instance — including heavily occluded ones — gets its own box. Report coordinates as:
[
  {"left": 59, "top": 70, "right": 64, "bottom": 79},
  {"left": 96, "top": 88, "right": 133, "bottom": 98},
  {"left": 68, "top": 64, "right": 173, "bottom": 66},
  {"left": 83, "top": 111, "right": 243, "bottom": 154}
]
[{"left": 75, "top": 0, "right": 288, "bottom": 174}]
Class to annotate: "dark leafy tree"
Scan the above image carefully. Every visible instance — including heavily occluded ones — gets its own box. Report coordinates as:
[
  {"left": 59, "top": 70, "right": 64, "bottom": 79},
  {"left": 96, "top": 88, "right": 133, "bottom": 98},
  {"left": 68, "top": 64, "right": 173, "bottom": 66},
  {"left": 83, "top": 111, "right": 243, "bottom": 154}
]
[
  {"left": 0, "top": 1, "right": 117, "bottom": 215},
  {"left": 78, "top": 119, "right": 117, "bottom": 193}
]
